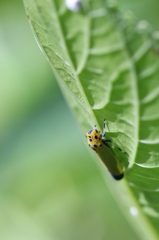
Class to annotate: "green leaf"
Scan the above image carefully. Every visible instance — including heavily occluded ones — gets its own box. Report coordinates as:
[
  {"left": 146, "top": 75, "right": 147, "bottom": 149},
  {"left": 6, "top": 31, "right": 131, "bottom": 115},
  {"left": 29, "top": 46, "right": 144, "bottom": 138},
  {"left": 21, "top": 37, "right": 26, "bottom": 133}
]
[{"left": 23, "top": 0, "right": 159, "bottom": 239}]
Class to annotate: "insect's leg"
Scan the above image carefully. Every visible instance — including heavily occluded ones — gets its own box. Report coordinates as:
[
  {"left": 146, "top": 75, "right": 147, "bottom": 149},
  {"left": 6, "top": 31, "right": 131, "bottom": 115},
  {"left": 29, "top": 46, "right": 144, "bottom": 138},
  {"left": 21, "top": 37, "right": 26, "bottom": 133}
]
[
  {"left": 103, "top": 118, "right": 127, "bottom": 154},
  {"left": 113, "top": 143, "right": 127, "bottom": 154}
]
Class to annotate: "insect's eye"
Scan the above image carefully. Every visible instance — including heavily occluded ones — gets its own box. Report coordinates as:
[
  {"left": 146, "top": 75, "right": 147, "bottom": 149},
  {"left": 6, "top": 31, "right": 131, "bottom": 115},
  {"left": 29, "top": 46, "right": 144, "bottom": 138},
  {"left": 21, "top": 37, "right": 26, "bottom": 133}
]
[{"left": 87, "top": 130, "right": 93, "bottom": 134}]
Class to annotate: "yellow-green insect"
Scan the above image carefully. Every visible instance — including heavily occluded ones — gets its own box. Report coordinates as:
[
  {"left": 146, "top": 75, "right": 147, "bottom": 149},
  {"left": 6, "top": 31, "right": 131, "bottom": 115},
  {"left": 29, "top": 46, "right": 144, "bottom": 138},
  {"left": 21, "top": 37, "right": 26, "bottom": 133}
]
[{"left": 86, "top": 119, "right": 125, "bottom": 180}]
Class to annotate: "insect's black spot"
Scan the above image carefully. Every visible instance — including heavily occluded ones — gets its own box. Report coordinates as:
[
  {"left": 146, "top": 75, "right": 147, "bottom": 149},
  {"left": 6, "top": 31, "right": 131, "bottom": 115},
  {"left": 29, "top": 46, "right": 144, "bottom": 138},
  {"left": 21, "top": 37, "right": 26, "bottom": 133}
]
[
  {"left": 95, "top": 130, "right": 98, "bottom": 133},
  {"left": 99, "top": 138, "right": 101, "bottom": 140},
  {"left": 89, "top": 136, "right": 91, "bottom": 138},
  {"left": 89, "top": 139, "right": 92, "bottom": 142},
  {"left": 95, "top": 135, "right": 98, "bottom": 139},
  {"left": 94, "top": 144, "right": 97, "bottom": 148}
]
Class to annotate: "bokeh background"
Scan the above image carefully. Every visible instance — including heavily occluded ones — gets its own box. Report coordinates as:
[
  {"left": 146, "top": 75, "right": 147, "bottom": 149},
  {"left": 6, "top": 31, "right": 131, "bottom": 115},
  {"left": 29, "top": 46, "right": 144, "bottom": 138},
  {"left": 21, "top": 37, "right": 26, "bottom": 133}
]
[{"left": 0, "top": 0, "right": 158, "bottom": 239}]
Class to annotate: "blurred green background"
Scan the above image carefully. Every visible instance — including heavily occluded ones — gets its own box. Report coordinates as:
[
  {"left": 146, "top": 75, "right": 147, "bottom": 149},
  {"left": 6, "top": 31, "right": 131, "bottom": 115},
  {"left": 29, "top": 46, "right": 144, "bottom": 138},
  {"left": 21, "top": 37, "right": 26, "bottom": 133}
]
[{"left": 0, "top": 0, "right": 158, "bottom": 239}]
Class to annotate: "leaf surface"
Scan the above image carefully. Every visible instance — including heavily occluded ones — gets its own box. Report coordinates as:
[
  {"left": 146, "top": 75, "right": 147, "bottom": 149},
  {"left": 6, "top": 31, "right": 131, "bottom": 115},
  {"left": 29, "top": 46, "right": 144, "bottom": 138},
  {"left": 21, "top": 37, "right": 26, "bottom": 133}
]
[{"left": 23, "top": 0, "right": 159, "bottom": 238}]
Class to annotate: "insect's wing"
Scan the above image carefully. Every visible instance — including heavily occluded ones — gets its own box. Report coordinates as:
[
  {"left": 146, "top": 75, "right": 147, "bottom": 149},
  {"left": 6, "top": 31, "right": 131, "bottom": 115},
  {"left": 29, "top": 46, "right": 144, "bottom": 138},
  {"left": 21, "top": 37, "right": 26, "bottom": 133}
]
[{"left": 96, "top": 143, "right": 124, "bottom": 180}]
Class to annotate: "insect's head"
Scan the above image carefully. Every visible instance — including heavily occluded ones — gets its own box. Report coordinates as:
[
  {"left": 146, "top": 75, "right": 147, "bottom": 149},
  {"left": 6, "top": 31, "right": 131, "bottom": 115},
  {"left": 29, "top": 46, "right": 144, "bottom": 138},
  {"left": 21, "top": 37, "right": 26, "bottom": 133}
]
[{"left": 86, "top": 128, "right": 102, "bottom": 150}]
